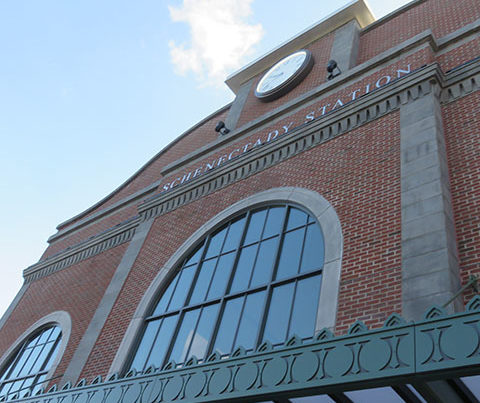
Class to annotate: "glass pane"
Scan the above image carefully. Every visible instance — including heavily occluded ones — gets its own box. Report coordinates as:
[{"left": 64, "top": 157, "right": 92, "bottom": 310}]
[
  {"left": 230, "top": 244, "right": 257, "bottom": 293},
  {"left": 205, "top": 227, "right": 227, "bottom": 258},
  {"left": 300, "top": 224, "right": 324, "bottom": 273},
  {"left": 37, "top": 328, "right": 53, "bottom": 345},
  {"left": 1, "top": 359, "right": 14, "bottom": 380},
  {"left": 188, "top": 304, "right": 220, "bottom": 360},
  {"left": 213, "top": 297, "right": 243, "bottom": 355},
  {"left": 146, "top": 314, "right": 178, "bottom": 370},
  {"left": 406, "top": 384, "right": 428, "bottom": 403},
  {"left": 222, "top": 216, "right": 246, "bottom": 253},
  {"left": 43, "top": 340, "right": 60, "bottom": 370},
  {"left": 207, "top": 252, "right": 235, "bottom": 300},
  {"left": 345, "top": 387, "right": 405, "bottom": 403},
  {"left": 169, "top": 309, "right": 200, "bottom": 364},
  {"left": 130, "top": 320, "right": 161, "bottom": 371},
  {"left": 461, "top": 376, "right": 480, "bottom": 399},
  {"left": 18, "top": 346, "right": 42, "bottom": 377},
  {"left": 190, "top": 258, "right": 217, "bottom": 305},
  {"left": 49, "top": 327, "right": 61, "bottom": 342},
  {"left": 168, "top": 265, "right": 196, "bottom": 311},
  {"left": 30, "top": 342, "right": 53, "bottom": 373},
  {"left": 286, "top": 207, "right": 308, "bottom": 230},
  {"left": 31, "top": 373, "right": 46, "bottom": 396},
  {"left": 184, "top": 242, "right": 205, "bottom": 266},
  {"left": 263, "top": 207, "right": 285, "bottom": 239},
  {"left": 235, "top": 291, "right": 266, "bottom": 351},
  {"left": 263, "top": 283, "right": 295, "bottom": 345},
  {"left": 10, "top": 347, "right": 33, "bottom": 378},
  {"left": 276, "top": 228, "right": 305, "bottom": 280},
  {"left": 289, "top": 275, "right": 322, "bottom": 339},
  {"left": 19, "top": 377, "right": 34, "bottom": 397},
  {"left": 250, "top": 237, "right": 278, "bottom": 287},
  {"left": 7, "top": 379, "right": 24, "bottom": 398},
  {"left": 24, "top": 334, "right": 41, "bottom": 349},
  {"left": 153, "top": 273, "right": 179, "bottom": 316},
  {"left": 291, "top": 395, "right": 335, "bottom": 402},
  {"left": 244, "top": 210, "right": 267, "bottom": 245}
]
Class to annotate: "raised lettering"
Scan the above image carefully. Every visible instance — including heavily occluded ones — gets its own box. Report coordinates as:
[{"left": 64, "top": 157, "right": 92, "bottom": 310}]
[
  {"left": 193, "top": 167, "right": 203, "bottom": 178},
  {"left": 282, "top": 121, "right": 294, "bottom": 133},
  {"left": 397, "top": 64, "right": 411, "bottom": 78},
  {"left": 180, "top": 171, "right": 192, "bottom": 184},
  {"left": 320, "top": 104, "right": 331, "bottom": 115},
  {"left": 228, "top": 148, "right": 241, "bottom": 159},
  {"left": 376, "top": 75, "right": 391, "bottom": 88},
  {"left": 267, "top": 130, "right": 279, "bottom": 142},
  {"left": 332, "top": 98, "right": 344, "bottom": 109},
  {"left": 305, "top": 111, "right": 315, "bottom": 122},
  {"left": 217, "top": 155, "right": 227, "bottom": 166},
  {"left": 243, "top": 142, "right": 252, "bottom": 153},
  {"left": 351, "top": 88, "right": 361, "bottom": 101},
  {"left": 206, "top": 160, "right": 217, "bottom": 171}
]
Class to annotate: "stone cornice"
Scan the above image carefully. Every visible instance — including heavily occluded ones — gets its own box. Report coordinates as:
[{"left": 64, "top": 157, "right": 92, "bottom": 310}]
[
  {"left": 45, "top": 19, "right": 479, "bottom": 247},
  {"left": 26, "top": 58, "right": 479, "bottom": 283},
  {"left": 23, "top": 217, "right": 140, "bottom": 282},
  {"left": 161, "top": 30, "right": 436, "bottom": 177},
  {"left": 138, "top": 63, "right": 445, "bottom": 220}
]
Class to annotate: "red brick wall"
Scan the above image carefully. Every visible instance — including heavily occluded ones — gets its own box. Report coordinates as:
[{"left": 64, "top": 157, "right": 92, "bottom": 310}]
[
  {"left": 79, "top": 112, "right": 402, "bottom": 381},
  {"left": 358, "top": 0, "right": 480, "bottom": 64},
  {"left": 0, "top": 244, "right": 128, "bottom": 385},
  {"left": 157, "top": 49, "right": 431, "bottom": 196},
  {"left": 235, "top": 32, "right": 335, "bottom": 129},
  {"left": 437, "top": 37, "right": 480, "bottom": 72},
  {"left": 443, "top": 91, "right": 480, "bottom": 304}
]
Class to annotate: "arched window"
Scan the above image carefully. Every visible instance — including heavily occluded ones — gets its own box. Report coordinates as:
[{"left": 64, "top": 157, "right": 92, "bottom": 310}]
[
  {"left": 129, "top": 204, "right": 325, "bottom": 371},
  {"left": 0, "top": 325, "right": 62, "bottom": 399}
]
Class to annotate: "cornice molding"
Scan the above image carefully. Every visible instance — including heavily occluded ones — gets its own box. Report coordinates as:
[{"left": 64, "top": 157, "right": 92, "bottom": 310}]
[
  {"left": 27, "top": 58, "right": 479, "bottom": 283},
  {"left": 138, "top": 63, "right": 445, "bottom": 220},
  {"left": 23, "top": 217, "right": 140, "bottom": 282}
]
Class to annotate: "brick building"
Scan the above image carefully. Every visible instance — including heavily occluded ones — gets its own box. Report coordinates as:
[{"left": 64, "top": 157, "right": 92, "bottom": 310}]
[{"left": 1, "top": 0, "right": 480, "bottom": 401}]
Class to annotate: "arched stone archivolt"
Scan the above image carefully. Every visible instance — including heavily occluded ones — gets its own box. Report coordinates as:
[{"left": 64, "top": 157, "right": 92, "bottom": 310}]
[
  {"left": 0, "top": 311, "right": 72, "bottom": 391},
  {"left": 109, "top": 187, "right": 343, "bottom": 375}
]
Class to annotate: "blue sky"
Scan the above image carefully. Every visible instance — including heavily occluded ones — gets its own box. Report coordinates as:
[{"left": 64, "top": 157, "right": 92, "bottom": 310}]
[{"left": 0, "top": 0, "right": 410, "bottom": 318}]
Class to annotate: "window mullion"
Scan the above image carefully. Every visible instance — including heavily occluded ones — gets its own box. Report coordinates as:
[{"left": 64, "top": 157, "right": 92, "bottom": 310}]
[
  {"left": 253, "top": 206, "right": 289, "bottom": 348},
  {"left": 285, "top": 280, "right": 298, "bottom": 340},
  {"left": 140, "top": 318, "right": 163, "bottom": 372},
  {"left": 183, "top": 307, "right": 203, "bottom": 363}
]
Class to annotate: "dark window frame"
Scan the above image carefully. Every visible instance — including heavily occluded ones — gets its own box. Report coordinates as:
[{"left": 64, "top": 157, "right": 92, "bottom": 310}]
[{"left": 129, "top": 204, "right": 325, "bottom": 372}]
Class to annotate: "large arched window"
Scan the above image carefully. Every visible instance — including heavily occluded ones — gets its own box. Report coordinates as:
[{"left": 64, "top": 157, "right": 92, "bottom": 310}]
[
  {"left": 0, "top": 325, "right": 62, "bottom": 400},
  {"left": 129, "top": 204, "right": 325, "bottom": 371}
]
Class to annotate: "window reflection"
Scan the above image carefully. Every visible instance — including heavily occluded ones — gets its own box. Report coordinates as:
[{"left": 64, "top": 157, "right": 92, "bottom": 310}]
[
  {"left": 130, "top": 205, "right": 325, "bottom": 371},
  {"left": 0, "top": 326, "right": 62, "bottom": 400}
]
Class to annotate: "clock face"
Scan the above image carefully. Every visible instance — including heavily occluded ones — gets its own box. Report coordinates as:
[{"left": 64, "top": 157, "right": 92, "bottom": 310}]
[{"left": 255, "top": 50, "right": 313, "bottom": 102}]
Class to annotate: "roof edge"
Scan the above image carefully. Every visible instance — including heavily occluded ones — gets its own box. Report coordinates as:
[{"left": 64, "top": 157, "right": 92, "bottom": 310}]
[{"left": 225, "top": 0, "right": 375, "bottom": 94}]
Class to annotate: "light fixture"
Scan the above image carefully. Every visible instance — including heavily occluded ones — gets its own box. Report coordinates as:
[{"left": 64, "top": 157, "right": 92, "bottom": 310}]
[
  {"left": 215, "top": 121, "right": 230, "bottom": 135},
  {"left": 327, "top": 59, "right": 341, "bottom": 80}
]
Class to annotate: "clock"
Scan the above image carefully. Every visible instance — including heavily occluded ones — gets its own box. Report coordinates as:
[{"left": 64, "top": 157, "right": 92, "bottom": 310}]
[{"left": 255, "top": 49, "right": 314, "bottom": 102}]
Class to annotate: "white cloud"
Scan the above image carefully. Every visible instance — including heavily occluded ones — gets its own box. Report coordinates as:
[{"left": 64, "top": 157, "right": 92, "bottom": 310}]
[{"left": 168, "top": 0, "right": 263, "bottom": 87}]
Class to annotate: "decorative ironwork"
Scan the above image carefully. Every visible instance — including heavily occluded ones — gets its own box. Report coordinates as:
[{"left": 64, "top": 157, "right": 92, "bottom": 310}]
[{"left": 5, "top": 297, "right": 480, "bottom": 402}]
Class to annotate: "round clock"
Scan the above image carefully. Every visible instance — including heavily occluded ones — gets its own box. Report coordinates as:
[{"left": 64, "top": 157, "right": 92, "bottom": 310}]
[{"left": 255, "top": 49, "right": 314, "bottom": 102}]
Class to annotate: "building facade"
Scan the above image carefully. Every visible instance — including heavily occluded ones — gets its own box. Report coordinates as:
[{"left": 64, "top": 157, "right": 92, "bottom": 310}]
[{"left": 1, "top": 0, "right": 480, "bottom": 401}]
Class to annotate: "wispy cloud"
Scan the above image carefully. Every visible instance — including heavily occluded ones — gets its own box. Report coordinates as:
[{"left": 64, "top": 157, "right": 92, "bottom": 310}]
[{"left": 168, "top": 0, "right": 263, "bottom": 87}]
